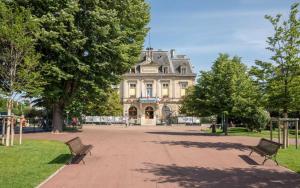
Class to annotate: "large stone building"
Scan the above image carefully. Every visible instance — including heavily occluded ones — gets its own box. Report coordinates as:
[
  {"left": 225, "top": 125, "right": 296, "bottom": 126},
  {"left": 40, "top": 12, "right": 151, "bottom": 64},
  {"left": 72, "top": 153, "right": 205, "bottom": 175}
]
[{"left": 119, "top": 49, "right": 196, "bottom": 125}]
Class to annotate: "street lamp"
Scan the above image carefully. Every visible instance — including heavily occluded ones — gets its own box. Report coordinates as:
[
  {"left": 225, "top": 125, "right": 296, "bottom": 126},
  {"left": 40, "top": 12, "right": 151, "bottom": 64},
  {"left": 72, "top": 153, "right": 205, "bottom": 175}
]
[{"left": 66, "top": 111, "right": 69, "bottom": 126}]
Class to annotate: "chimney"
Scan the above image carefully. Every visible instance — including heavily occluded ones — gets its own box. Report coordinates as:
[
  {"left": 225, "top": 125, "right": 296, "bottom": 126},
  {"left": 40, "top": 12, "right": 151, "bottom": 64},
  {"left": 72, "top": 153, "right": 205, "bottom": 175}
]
[
  {"left": 170, "top": 49, "right": 175, "bottom": 58},
  {"left": 146, "top": 47, "right": 153, "bottom": 60}
]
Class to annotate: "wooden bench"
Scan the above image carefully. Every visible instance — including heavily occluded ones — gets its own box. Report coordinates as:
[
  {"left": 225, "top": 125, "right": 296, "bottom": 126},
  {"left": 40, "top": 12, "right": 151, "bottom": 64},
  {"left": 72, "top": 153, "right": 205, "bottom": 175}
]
[
  {"left": 65, "top": 137, "right": 93, "bottom": 164},
  {"left": 249, "top": 138, "right": 281, "bottom": 165}
]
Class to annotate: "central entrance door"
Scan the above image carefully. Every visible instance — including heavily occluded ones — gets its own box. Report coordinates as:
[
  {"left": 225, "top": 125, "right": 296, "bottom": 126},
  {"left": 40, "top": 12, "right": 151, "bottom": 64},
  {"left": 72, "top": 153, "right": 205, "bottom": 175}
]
[
  {"left": 129, "top": 106, "right": 137, "bottom": 119},
  {"left": 128, "top": 106, "right": 138, "bottom": 125},
  {"left": 143, "top": 106, "right": 155, "bottom": 125}
]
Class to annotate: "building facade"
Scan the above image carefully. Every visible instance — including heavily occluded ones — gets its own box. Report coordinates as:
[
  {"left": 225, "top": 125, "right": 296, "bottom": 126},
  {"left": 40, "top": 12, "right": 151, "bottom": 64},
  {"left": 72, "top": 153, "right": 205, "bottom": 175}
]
[{"left": 119, "top": 49, "right": 196, "bottom": 125}]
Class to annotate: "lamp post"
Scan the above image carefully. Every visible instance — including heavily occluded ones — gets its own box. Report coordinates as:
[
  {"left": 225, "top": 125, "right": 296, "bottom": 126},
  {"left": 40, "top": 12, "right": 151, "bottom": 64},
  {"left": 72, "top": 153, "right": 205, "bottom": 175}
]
[
  {"left": 66, "top": 111, "right": 69, "bottom": 126},
  {"left": 125, "top": 109, "right": 128, "bottom": 127},
  {"left": 222, "top": 112, "right": 228, "bottom": 136}
]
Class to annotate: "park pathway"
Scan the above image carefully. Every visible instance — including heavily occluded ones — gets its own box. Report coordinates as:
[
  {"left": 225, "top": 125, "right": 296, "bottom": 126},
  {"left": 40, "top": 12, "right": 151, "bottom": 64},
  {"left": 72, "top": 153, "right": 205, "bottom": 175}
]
[{"left": 25, "top": 126, "right": 300, "bottom": 188}]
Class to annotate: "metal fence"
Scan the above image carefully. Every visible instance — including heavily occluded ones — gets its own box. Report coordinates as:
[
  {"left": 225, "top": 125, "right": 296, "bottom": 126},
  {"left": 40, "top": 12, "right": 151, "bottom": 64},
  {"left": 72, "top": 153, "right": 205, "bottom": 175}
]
[
  {"left": 84, "top": 116, "right": 126, "bottom": 125},
  {"left": 83, "top": 116, "right": 201, "bottom": 126}
]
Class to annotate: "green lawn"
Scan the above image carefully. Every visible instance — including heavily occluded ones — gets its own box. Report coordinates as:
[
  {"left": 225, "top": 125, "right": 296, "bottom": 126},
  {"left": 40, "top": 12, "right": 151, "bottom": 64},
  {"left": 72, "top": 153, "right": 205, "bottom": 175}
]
[
  {"left": 207, "top": 127, "right": 299, "bottom": 139},
  {"left": 0, "top": 140, "right": 71, "bottom": 188},
  {"left": 278, "top": 146, "right": 300, "bottom": 173}
]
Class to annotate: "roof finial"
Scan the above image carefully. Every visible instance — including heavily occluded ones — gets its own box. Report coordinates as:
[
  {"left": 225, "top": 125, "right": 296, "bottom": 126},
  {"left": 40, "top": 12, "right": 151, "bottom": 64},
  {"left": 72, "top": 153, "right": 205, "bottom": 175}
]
[
  {"left": 148, "top": 27, "right": 152, "bottom": 49},
  {"left": 146, "top": 28, "right": 153, "bottom": 61}
]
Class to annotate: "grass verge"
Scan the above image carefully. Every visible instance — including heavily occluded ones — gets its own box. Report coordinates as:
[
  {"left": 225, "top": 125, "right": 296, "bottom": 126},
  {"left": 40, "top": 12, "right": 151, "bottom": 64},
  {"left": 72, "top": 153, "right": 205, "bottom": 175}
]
[
  {"left": 0, "top": 140, "right": 71, "bottom": 188},
  {"left": 278, "top": 146, "right": 300, "bottom": 173},
  {"left": 207, "top": 127, "right": 299, "bottom": 139}
]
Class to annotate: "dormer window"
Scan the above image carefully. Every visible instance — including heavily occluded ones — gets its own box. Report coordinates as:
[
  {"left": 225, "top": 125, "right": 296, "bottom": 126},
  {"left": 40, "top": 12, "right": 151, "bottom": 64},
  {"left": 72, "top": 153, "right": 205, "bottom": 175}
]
[
  {"left": 181, "top": 67, "right": 187, "bottom": 74},
  {"left": 129, "top": 67, "right": 136, "bottom": 74},
  {"left": 163, "top": 66, "right": 169, "bottom": 74}
]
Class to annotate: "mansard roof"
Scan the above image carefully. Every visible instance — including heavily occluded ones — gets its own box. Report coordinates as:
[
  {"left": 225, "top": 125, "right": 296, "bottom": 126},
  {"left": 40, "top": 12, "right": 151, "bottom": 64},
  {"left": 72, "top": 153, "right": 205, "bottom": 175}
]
[{"left": 136, "top": 49, "right": 195, "bottom": 75}]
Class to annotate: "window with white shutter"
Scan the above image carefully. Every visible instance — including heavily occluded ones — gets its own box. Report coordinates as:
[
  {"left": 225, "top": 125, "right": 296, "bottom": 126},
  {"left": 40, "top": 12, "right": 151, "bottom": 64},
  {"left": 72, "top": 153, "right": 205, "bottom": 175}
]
[
  {"left": 162, "top": 83, "right": 169, "bottom": 97},
  {"left": 129, "top": 83, "right": 136, "bottom": 97},
  {"left": 180, "top": 82, "right": 188, "bottom": 97}
]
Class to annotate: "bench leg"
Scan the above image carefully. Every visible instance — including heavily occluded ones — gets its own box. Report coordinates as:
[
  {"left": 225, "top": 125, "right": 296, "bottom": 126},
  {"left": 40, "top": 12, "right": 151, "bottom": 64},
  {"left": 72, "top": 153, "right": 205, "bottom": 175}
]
[
  {"left": 262, "top": 156, "right": 268, "bottom": 165},
  {"left": 82, "top": 158, "right": 85, "bottom": 165},
  {"left": 249, "top": 150, "right": 253, "bottom": 156},
  {"left": 274, "top": 154, "right": 279, "bottom": 166},
  {"left": 89, "top": 150, "right": 92, "bottom": 156}
]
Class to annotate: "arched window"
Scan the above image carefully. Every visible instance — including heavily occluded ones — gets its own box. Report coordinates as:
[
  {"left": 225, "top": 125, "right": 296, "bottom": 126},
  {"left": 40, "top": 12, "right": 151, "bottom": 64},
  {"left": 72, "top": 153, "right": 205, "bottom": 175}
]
[
  {"left": 129, "top": 106, "right": 137, "bottom": 119},
  {"left": 145, "top": 106, "right": 154, "bottom": 119}
]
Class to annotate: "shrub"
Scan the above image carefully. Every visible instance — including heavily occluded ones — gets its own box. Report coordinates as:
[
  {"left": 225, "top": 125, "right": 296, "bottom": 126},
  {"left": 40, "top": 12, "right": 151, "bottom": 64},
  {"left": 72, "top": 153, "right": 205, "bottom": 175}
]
[{"left": 243, "top": 108, "right": 270, "bottom": 131}]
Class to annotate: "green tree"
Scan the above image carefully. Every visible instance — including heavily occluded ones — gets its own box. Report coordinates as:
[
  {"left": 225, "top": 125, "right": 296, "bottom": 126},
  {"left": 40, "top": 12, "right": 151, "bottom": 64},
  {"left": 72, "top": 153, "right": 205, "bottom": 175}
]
[
  {"left": 85, "top": 89, "right": 122, "bottom": 116},
  {"left": 181, "top": 54, "right": 267, "bottom": 133},
  {"left": 180, "top": 86, "right": 199, "bottom": 116},
  {"left": 0, "top": 96, "right": 7, "bottom": 112},
  {"left": 0, "top": 2, "right": 43, "bottom": 116},
  {"left": 15, "top": 0, "right": 150, "bottom": 132},
  {"left": 65, "top": 89, "right": 122, "bottom": 118},
  {"left": 252, "top": 3, "right": 300, "bottom": 117}
]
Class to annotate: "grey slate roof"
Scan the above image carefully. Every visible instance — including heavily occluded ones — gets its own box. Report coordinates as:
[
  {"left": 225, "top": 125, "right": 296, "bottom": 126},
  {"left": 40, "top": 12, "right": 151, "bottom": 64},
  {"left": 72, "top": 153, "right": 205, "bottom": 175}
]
[{"left": 134, "top": 49, "right": 195, "bottom": 75}]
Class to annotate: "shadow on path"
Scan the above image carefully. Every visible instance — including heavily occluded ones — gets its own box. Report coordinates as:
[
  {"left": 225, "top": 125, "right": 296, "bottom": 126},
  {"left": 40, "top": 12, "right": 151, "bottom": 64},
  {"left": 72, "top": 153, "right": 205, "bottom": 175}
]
[
  {"left": 149, "top": 140, "right": 249, "bottom": 151},
  {"left": 48, "top": 154, "right": 72, "bottom": 164},
  {"left": 135, "top": 163, "right": 300, "bottom": 188},
  {"left": 146, "top": 131, "right": 220, "bottom": 136},
  {"left": 239, "top": 155, "right": 259, "bottom": 165},
  {"left": 48, "top": 154, "right": 88, "bottom": 165}
]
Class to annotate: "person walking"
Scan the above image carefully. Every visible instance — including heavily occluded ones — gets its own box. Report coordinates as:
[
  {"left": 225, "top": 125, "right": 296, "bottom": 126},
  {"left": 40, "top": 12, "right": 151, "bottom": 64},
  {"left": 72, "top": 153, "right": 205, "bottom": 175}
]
[{"left": 71, "top": 117, "right": 78, "bottom": 127}]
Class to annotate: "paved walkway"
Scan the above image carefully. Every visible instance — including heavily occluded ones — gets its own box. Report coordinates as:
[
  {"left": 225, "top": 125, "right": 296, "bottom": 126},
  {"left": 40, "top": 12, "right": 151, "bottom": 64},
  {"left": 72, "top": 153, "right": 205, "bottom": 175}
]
[{"left": 25, "top": 126, "right": 300, "bottom": 188}]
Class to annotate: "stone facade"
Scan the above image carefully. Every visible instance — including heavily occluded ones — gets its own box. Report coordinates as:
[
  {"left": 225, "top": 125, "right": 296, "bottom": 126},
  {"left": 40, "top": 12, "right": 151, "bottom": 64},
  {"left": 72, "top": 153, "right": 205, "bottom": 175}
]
[{"left": 119, "top": 49, "right": 196, "bottom": 125}]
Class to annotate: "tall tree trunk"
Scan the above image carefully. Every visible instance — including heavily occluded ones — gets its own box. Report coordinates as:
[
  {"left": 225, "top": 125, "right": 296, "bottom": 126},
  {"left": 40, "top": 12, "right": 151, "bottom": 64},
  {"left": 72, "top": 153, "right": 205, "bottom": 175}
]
[
  {"left": 283, "top": 109, "right": 288, "bottom": 118},
  {"left": 7, "top": 99, "right": 12, "bottom": 116},
  {"left": 283, "top": 108, "right": 288, "bottom": 148},
  {"left": 224, "top": 116, "right": 228, "bottom": 136},
  {"left": 52, "top": 102, "right": 64, "bottom": 133},
  {"left": 5, "top": 99, "right": 13, "bottom": 146}
]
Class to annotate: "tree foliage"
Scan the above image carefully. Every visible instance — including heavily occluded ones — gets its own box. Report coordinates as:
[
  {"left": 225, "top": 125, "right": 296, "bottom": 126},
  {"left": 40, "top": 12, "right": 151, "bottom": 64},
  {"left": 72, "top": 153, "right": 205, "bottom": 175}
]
[
  {"left": 66, "top": 89, "right": 122, "bottom": 117},
  {"left": 181, "top": 54, "right": 269, "bottom": 130},
  {"left": 0, "top": 2, "right": 43, "bottom": 115},
  {"left": 0, "top": 96, "right": 36, "bottom": 116},
  {"left": 13, "top": 0, "right": 150, "bottom": 132},
  {"left": 85, "top": 89, "right": 122, "bottom": 116},
  {"left": 251, "top": 3, "right": 300, "bottom": 117}
]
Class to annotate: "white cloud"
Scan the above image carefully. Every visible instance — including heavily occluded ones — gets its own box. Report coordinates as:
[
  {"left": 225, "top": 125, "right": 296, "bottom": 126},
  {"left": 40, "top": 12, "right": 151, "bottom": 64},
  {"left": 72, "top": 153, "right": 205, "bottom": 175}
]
[{"left": 232, "top": 27, "right": 273, "bottom": 47}]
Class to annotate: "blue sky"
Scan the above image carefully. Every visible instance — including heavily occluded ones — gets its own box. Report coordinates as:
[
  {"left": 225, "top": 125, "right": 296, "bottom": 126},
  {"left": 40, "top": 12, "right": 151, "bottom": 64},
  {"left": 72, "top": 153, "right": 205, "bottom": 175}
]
[{"left": 144, "top": 0, "right": 298, "bottom": 73}]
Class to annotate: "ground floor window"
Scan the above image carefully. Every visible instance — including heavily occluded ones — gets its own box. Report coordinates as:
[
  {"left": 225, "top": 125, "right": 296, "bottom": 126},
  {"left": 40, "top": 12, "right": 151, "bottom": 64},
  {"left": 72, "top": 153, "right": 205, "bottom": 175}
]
[
  {"left": 145, "top": 106, "right": 154, "bottom": 119},
  {"left": 129, "top": 106, "right": 137, "bottom": 119}
]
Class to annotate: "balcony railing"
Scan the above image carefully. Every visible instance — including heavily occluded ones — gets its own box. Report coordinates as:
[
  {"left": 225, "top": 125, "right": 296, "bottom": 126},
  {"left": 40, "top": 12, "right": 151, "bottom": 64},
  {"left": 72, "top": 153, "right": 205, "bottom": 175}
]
[{"left": 138, "top": 97, "right": 160, "bottom": 103}]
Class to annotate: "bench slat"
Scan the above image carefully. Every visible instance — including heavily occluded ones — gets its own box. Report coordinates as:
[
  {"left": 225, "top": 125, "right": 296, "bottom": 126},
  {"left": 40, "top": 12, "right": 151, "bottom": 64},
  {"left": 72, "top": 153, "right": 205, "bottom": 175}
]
[
  {"left": 257, "top": 138, "right": 281, "bottom": 156},
  {"left": 249, "top": 138, "right": 281, "bottom": 165},
  {"left": 65, "top": 137, "right": 93, "bottom": 164}
]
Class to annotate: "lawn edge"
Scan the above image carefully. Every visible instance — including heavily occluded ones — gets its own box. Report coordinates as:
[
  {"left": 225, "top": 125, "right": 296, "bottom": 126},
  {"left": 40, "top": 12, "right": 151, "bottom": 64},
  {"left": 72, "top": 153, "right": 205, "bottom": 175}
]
[
  {"left": 280, "top": 164, "right": 299, "bottom": 174},
  {"left": 35, "top": 164, "right": 67, "bottom": 188}
]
